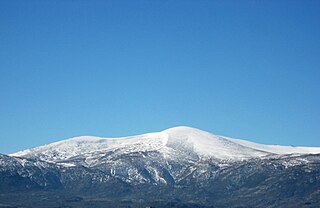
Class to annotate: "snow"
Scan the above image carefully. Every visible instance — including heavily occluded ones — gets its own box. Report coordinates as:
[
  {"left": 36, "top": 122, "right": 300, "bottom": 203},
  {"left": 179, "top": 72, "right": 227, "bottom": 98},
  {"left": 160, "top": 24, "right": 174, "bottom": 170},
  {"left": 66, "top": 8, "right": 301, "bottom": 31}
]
[
  {"left": 11, "top": 133, "right": 168, "bottom": 162},
  {"left": 223, "top": 136, "right": 320, "bottom": 155},
  {"left": 163, "top": 126, "right": 269, "bottom": 160},
  {"left": 10, "top": 126, "right": 320, "bottom": 163},
  {"left": 57, "top": 162, "right": 76, "bottom": 167},
  {"left": 164, "top": 126, "right": 320, "bottom": 156}
]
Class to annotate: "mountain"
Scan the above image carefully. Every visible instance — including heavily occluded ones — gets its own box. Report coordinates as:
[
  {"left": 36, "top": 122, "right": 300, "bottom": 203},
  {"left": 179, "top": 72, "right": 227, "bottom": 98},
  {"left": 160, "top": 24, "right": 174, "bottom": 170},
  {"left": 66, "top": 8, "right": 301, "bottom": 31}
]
[
  {"left": 11, "top": 126, "right": 320, "bottom": 163},
  {"left": 1, "top": 126, "right": 320, "bottom": 208}
]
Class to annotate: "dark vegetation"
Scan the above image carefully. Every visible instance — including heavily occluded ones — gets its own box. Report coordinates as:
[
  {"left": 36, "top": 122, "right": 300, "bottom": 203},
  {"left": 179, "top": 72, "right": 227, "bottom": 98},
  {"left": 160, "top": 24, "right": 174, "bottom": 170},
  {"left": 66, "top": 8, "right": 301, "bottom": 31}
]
[{"left": 1, "top": 154, "right": 320, "bottom": 207}]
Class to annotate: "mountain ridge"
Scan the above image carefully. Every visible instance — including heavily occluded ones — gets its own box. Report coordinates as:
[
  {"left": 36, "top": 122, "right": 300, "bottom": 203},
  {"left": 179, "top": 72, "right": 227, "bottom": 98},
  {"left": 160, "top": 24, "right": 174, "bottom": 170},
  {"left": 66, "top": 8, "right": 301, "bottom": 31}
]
[
  {"left": 11, "top": 126, "right": 320, "bottom": 163},
  {"left": 1, "top": 126, "right": 320, "bottom": 207}
]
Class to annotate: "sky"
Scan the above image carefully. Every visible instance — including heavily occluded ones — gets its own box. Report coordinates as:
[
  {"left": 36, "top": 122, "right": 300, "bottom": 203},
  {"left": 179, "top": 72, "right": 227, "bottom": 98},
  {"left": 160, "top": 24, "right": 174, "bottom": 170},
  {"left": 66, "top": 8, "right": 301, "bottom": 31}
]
[{"left": 1, "top": 0, "right": 320, "bottom": 154}]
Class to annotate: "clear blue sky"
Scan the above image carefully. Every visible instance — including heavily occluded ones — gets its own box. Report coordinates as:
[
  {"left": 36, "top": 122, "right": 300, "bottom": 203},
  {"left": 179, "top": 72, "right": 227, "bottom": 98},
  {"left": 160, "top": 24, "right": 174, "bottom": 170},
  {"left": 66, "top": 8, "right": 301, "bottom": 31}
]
[{"left": 1, "top": 0, "right": 320, "bottom": 154}]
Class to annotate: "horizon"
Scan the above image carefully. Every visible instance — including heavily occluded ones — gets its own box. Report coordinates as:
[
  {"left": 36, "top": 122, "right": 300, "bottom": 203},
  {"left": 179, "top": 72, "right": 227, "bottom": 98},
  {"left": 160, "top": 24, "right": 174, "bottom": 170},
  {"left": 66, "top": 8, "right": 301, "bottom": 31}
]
[
  {"left": 1, "top": 0, "right": 320, "bottom": 154},
  {"left": 8, "top": 125, "right": 320, "bottom": 155}
]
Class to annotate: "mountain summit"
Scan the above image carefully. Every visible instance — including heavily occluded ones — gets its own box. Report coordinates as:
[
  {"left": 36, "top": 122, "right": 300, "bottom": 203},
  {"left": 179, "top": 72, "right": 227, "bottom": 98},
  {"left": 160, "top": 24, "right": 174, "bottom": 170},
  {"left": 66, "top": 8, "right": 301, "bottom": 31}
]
[
  {"left": 11, "top": 126, "right": 320, "bottom": 164},
  {"left": 2, "top": 126, "right": 320, "bottom": 208}
]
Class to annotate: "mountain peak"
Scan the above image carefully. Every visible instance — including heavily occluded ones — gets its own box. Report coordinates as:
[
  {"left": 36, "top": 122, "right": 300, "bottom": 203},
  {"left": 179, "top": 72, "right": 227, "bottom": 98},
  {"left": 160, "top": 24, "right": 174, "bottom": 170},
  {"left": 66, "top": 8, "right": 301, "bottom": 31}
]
[
  {"left": 163, "top": 125, "right": 203, "bottom": 132},
  {"left": 10, "top": 126, "right": 320, "bottom": 164}
]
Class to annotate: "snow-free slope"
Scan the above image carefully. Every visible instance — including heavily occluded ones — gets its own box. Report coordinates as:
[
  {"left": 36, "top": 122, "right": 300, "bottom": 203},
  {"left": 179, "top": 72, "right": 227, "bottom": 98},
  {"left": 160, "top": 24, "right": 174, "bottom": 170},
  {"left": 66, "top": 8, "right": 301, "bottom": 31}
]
[{"left": 11, "top": 126, "right": 320, "bottom": 163}]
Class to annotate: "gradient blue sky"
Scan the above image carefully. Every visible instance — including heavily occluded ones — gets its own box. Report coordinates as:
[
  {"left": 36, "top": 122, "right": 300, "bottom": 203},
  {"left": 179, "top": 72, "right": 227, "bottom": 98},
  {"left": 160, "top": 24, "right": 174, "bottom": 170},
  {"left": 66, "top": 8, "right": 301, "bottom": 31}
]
[{"left": 1, "top": 0, "right": 320, "bottom": 154}]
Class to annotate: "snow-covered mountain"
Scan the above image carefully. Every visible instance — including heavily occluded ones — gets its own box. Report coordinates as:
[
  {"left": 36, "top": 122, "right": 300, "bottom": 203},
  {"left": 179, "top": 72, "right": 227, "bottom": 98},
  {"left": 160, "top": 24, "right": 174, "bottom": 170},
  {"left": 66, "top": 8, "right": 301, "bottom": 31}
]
[
  {"left": 2, "top": 126, "right": 320, "bottom": 208},
  {"left": 11, "top": 126, "right": 320, "bottom": 164}
]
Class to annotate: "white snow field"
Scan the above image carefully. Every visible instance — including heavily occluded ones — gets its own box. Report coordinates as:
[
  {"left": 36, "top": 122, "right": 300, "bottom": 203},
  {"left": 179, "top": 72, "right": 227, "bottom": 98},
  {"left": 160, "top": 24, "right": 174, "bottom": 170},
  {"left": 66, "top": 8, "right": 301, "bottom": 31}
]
[{"left": 11, "top": 126, "right": 320, "bottom": 163}]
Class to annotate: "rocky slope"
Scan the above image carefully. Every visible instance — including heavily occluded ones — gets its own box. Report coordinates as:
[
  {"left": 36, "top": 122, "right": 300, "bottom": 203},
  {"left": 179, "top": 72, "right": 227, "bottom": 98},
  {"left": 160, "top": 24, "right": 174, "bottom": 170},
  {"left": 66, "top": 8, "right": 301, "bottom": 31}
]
[{"left": 1, "top": 126, "right": 320, "bottom": 207}]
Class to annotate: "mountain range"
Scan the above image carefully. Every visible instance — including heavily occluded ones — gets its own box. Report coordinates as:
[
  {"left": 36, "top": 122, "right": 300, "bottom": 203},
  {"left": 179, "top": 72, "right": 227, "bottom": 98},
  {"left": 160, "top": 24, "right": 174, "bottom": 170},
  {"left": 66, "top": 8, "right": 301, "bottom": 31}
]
[{"left": 1, "top": 126, "right": 320, "bottom": 208}]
